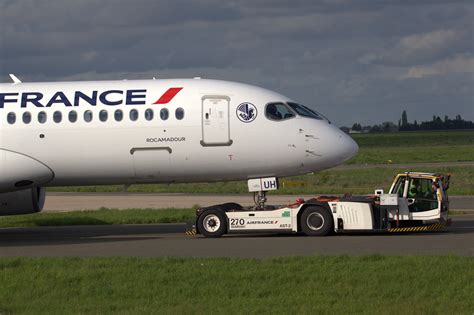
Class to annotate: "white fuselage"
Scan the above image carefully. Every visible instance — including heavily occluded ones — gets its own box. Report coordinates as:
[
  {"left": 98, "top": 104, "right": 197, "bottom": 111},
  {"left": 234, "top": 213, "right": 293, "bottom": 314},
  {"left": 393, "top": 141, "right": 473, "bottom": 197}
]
[{"left": 0, "top": 78, "right": 358, "bottom": 193}]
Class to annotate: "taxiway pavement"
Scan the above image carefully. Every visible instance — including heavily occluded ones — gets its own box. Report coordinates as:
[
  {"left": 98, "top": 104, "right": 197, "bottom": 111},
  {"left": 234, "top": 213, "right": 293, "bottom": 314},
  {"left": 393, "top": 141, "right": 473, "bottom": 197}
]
[
  {"left": 43, "top": 193, "right": 474, "bottom": 211},
  {"left": 1, "top": 215, "right": 472, "bottom": 257}
]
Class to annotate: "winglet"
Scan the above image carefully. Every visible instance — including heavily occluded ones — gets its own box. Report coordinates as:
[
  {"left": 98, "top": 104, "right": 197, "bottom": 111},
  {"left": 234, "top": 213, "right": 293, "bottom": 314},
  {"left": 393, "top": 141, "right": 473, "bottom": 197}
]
[{"left": 9, "top": 74, "right": 22, "bottom": 84}]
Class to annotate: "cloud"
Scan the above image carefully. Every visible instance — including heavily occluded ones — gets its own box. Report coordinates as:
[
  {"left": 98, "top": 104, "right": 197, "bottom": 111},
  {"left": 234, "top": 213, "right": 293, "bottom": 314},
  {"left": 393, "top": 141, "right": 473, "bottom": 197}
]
[
  {"left": 0, "top": 0, "right": 241, "bottom": 31},
  {"left": 404, "top": 54, "right": 474, "bottom": 78},
  {"left": 0, "top": 0, "right": 473, "bottom": 126},
  {"left": 376, "top": 29, "right": 470, "bottom": 66}
]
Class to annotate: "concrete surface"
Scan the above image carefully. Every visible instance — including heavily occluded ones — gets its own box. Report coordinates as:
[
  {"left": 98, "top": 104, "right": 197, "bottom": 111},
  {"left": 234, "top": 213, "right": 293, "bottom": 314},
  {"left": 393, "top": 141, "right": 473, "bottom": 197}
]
[
  {"left": 1, "top": 215, "right": 472, "bottom": 257},
  {"left": 43, "top": 193, "right": 473, "bottom": 211}
]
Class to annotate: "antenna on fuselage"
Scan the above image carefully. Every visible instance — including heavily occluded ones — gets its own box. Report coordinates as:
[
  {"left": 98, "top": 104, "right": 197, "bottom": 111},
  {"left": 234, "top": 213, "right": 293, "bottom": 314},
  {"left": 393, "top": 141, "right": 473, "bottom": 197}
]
[{"left": 9, "top": 74, "right": 22, "bottom": 84}]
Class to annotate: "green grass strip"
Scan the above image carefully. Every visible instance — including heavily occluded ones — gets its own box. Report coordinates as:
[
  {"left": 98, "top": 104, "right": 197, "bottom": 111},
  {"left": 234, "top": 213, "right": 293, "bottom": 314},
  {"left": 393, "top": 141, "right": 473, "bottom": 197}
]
[
  {"left": 347, "top": 131, "right": 474, "bottom": 164},
  {"left": 49, "top": 165, "right": 474, "bottom": 195},
  {"left": 0, "top": 208, "right": 195, "bottom": 228},
  {"left": 347, "top": 145, "right": 474, "bottom": 165},
  {"left": 0, "top": 256, "right": 472, "bottom": 314},
  {"left": 350, "top": 130, "right": 474, "bottom": 147}
]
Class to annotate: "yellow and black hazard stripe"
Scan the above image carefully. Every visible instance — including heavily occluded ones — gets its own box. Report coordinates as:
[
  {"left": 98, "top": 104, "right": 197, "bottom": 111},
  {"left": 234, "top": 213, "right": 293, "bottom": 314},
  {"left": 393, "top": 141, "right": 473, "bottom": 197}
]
[
  {"left": 388, "top": 223, "right": 445, "bottom": 233},
  {"left": 185, "top": 229, "right": 197, "bottom": 237}
]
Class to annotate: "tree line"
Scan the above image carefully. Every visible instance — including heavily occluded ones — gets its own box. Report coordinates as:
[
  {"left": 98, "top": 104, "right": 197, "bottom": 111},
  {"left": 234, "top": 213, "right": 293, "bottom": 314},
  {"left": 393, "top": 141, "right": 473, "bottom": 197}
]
[{"left": 344, "top": 111, "right": 474, "bottom": 133}]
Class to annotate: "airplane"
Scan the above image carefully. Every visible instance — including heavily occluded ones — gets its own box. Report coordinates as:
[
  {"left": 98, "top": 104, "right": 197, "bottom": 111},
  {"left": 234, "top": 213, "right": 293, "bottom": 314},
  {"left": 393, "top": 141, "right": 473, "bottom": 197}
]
[{"left": 0, "top": 74, "right": 358, "bottom": 216}]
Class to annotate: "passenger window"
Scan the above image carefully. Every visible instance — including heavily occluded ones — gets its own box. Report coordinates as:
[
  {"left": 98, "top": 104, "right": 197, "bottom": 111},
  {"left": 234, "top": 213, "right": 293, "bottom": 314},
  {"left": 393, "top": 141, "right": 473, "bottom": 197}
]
[
  {"left": 115, "top": 109, "right": 123, "bottom": 122},
  {"left": 23, "top": 112, "right": 32, "bottom": 124},
  {"left": 265, "top": 103, "right": 295, "bottom": 121},
  {"left": 38, "top": 111, "right": 47, "bottom": 124},
  {"left": 7, "top": 112, "right": 16, "bottom": 124},
  {"left": 175, "top": 108, "right": 184, "bottom": 120},
  {"left": 53, "top": 111, "right": 62, "bottom": 123},
  {"left": 84, "top": 110, "right": 93, "bottom": 123},
  {"left": 130, "top": 109, "right": 139, "bottom": 121},
  {"left": 99, "top": 110, "right": 108, "bottom": 122},
  {"left": 145, "top": 109, "right": 154, "bottom": 121},
  {"left": 160, "top": 108, "right": 169, "bottom": 120},
  {"left": 69, "top": 111, "right": 78, "bottom": 123}
]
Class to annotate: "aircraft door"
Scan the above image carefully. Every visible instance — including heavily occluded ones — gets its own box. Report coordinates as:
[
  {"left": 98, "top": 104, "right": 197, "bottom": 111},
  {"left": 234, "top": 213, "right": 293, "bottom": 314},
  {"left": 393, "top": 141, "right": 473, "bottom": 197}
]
[
  {"left": 201, "top": 96, "right": 233, "bottom": 146},
  {"left": 131, "top": 148, "right": 172, "bottom": 183}
]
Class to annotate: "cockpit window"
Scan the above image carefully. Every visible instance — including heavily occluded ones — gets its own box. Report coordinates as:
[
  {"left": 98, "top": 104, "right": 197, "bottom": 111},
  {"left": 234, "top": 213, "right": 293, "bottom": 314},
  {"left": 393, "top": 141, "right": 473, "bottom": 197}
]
[
  {"left": 265, "top": 102, "right": 295, "bottom": 121},
  {"left": 287, "top": 102, "right": 326, "bottom": 121}
]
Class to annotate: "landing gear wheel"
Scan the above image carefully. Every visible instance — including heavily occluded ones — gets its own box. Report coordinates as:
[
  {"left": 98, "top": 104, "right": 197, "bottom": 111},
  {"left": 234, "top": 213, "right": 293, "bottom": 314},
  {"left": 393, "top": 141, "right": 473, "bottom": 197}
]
[
  {"left": 300, "top": 206, "right": 333, "bottom": 236},
  {"left": 197, "top": 209, "right": 227, "bottom": 238}
]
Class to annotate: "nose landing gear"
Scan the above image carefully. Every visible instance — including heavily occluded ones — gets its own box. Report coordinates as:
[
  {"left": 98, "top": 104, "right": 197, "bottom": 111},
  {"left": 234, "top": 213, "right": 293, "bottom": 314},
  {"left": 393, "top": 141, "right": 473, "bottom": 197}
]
[
  {"left": 254, "top": 191, "right": 268, "bottom": 209},
  {"left": 247, "top": 177, "right": 279, "bottom": 210}
]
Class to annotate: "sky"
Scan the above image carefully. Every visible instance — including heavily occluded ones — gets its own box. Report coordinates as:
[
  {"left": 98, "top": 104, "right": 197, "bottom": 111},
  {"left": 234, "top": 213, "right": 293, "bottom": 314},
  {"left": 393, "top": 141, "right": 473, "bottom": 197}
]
[{"left": 0, "top": 0, "right": 472, "bottom": 126}]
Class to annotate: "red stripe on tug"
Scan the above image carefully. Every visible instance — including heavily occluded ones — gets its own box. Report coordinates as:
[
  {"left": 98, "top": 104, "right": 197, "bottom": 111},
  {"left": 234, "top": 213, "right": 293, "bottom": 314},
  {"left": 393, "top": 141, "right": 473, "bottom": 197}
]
[{"left": 153, "top": 87, "right": 183, "bottom": 104}]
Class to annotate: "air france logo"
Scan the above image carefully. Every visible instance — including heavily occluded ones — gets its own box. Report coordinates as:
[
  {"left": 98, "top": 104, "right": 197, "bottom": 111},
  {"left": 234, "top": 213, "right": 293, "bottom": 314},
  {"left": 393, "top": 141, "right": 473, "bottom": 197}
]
[
  {"left": 152, "top": 87, "right": 183, "bottom": 105},
  {"left": 236, "top": 102, "right": 257, "bottom": 123},
  {"left": 0, "top": 87, "right": 183, "bottom": 109}
]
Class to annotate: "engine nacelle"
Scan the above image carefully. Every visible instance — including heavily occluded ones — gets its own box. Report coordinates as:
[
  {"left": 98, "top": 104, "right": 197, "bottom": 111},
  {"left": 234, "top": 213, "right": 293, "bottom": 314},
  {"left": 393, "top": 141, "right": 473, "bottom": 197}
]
[
  {"left": 0, "top": 187, "right": 46, "bottom": 216},
  {"left": 0, "top": 149, "right": 54, "bottom": 193}
]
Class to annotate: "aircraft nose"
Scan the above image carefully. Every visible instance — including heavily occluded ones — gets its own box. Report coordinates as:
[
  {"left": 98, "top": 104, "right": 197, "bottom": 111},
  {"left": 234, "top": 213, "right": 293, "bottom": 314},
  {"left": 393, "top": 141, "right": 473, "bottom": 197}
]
[
  {"left": 339, "top": 131, "right": 359, "bottom": 162},
  {"left": 323, "top": 125, "right": 359, "bottom": 165},
  {"left": 303, "top": 121, "right": 359, "bottom": 170}
]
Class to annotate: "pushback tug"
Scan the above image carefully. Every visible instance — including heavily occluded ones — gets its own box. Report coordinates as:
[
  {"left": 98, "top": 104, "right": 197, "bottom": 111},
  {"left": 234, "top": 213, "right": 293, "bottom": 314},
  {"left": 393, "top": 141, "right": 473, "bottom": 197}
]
[{"left": 186, "top": 172, "right": 451, "bottom": 237}]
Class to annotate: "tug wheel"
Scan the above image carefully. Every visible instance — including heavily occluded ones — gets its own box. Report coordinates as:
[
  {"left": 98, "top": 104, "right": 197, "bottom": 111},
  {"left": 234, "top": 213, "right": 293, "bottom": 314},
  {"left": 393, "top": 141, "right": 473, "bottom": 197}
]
[
  {"left": 300, "top": 206, "right": 333, "bottom": 236},
  {"left": 197, "top": 209, "right": 227, "bottom": 238}
]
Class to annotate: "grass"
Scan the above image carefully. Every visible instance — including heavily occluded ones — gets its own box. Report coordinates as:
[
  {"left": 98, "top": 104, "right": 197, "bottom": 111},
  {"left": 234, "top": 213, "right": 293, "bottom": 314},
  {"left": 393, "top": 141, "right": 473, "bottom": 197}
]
[
  {"left": 347, "top": 145, "right": 474, "bottom": 164},
  {"left": 350, "top": 130, "right": 474, "bottom": 147},
  {"left": 276, "top": 165, "right": 474, "bottom": 195},
  {"left": 0, "top": 208, "right": 195, "bottom": 228},
  {"left": 0, "top": 256, "right": 472, "bottom": 314},
  {"left": 449, "top": 210, "right": 473, "bottom": 215},
  {"left": 49, "top": 166, "right": 474, "bottom": 195},
  {"left": 348, "top": 130, "right": 474, "bottom": 164}
]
